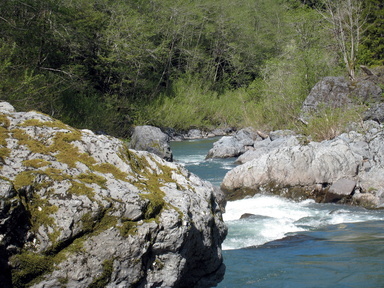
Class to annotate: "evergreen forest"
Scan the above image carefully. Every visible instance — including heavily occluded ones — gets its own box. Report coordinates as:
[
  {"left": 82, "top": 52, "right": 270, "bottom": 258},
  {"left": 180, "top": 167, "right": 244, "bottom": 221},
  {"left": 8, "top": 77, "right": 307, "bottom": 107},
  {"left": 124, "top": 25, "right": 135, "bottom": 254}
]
[{"left": 1, "top": 0, "right": 383, "bottom": 137}]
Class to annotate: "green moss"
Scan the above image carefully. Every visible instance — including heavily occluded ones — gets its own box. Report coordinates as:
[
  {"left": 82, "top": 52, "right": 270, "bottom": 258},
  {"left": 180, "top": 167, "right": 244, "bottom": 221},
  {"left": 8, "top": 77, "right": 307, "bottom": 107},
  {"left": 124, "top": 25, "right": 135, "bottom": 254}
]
[
  {"left": 80, "top": 209, "right": 118, "bottom": 236},
  {"left": 88, "top": 259, "right": 114, "bottom": 288},
  {"left": 19, "top": 117, "right": 73, "bottom": 131},
  {"left": 0, "top": 113, "right": 10, "bottom": 128},
  {"left": 14, "top": 171, "right": 37, "bottom": 190},
  {"left": 0, "top": 125, "right": 9, "bottom": 147},
  {"left": 22, "top": 159, "right": 51, "bottom": 168},
  {"left": 117, "top": 220, "right": 137, "bottom": 237},
  {"left": 28, "top": 196, "right": 59, "bottom": 234},
  {"left": 76, "top": 173, "right": 107, "bottom": 189},
  {"left": 68, "top": 181, "right": 95, "bottom": 199},
  {"left": 92, "top": 163, "right": 128, "bottom": 181},
  {"left": 11, "top": 252, "right": 54, "bottom": 288},
  {"left": 0, "top": 146, "right": 10, "bottom": 159},
  {"left": 12, "top": 128, "right": 51, "bottom": 154}
]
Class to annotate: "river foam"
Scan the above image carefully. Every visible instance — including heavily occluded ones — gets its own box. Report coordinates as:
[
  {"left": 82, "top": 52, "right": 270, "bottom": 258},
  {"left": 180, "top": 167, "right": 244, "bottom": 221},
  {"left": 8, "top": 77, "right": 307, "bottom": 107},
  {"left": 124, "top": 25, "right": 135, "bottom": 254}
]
[{"left": 223, "top": 194, "right": 384, "bottom": 250}]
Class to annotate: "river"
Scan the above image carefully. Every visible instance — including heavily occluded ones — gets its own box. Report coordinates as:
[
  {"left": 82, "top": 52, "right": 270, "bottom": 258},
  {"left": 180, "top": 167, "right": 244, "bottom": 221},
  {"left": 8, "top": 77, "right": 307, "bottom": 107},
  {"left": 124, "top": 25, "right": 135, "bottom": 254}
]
[{"left": 170, "top": 138, "right": 384, "bottom": 288}]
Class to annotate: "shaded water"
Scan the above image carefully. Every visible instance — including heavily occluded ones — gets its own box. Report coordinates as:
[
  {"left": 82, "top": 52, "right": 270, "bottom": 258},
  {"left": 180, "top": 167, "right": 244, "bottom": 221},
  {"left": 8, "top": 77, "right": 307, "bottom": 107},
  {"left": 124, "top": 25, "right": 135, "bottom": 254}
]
[{"left": 170, "top": 138, "right": 384, "bottom": 288}]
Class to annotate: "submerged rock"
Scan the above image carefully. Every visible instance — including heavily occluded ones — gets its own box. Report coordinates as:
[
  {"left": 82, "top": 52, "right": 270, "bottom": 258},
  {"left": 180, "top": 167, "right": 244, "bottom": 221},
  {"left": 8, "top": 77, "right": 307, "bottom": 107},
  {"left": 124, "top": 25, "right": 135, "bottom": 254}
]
[{"left": 0, "top": 102, "right": 227, "bottom": 288}]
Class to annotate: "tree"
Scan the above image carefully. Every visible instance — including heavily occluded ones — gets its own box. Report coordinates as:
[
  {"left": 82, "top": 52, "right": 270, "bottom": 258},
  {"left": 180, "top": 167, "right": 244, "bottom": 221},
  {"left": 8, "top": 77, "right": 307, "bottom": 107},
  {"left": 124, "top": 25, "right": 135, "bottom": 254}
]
[{"left": 318, "top": 0, "right": 367, "bottom": 80}]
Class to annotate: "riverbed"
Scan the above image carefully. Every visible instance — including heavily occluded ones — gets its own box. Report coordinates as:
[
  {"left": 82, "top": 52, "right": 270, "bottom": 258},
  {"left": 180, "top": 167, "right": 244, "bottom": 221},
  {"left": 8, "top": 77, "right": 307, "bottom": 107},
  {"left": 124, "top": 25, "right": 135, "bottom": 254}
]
[{"left": 170, "top": 138, "right": 384, "bottom": 288}]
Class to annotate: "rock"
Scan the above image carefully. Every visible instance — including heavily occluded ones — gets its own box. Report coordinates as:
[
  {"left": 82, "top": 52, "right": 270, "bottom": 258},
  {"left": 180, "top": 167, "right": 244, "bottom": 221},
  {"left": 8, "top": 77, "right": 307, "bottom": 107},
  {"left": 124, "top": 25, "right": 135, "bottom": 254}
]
[
  {"left": 363, "top": 103, "right": 384, "bottom": 123},
  {"left": 301, "top": 76, "right": 353, "bottom": 114},
  {"left": 221, "top": 124, "right": 384, "bottom": 207},
  {"left": 185, "top": 129, "right": 205, "bottom": 140},
  {"left": 301, "top": 76, "right": 382, "bottom": 114},
  {"left": 239, "top": 213, "right": 272, "bottom": 220},
  {"left": 129, "top": 125, "right": 173, "bottom": 162},
  {"left": 0, "top": 102, "right": 227, "bottom": 287},
  {"left": 236, "top": 135, "right": 301, "bottom": 164},
  {"left": 325, "top": 178, "right": 356, "bottom": 203},
  {"left": 350, "top": 79, "right": 382, "bottom": 103},
  {"left": 206, "top": 128, "right": 260, "bottom": 159}
]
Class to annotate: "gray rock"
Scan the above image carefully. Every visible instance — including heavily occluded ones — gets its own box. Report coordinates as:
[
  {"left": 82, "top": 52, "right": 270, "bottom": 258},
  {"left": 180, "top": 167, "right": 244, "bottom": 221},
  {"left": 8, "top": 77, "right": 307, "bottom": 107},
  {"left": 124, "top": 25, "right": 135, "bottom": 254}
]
[
  {"left": 236, "top": 136, "right": 301, "bottom": 164},
  {"left": 206, "top": 128, "right": 259, "bottom": 159},
  {"left": 326, "top": 178, "right": 356, "bottom": 202},
  {"left": 301, "top": 76, "right": 382, "bottom": 114},
  {"left": 185, "top": 129, "right": 205, "bottom": 139},
  {"left": 221, "top": 125, "right": 384, "bottom": 207},
  {"left": 129, "top": 125, "right": 173, "bottom": 162},
  {"left": 0, "top": 102, "right": 226, "bottom": 288},
  {"left": 302, "top": 76, "right": 353, "bottom": 114},
  {"left": 363, "top": 103, "right": 384, "bottom": 123}
]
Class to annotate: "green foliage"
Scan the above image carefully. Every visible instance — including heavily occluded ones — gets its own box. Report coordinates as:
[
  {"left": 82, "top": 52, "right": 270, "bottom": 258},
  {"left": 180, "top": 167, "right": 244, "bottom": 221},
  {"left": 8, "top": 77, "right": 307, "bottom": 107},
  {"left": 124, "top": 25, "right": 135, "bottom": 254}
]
[
  {"left": 0, "top": 0, "right": 378, "bottom": 135},
  {"left": 300, "top": 106, "right": 364, "bottom": 141},
  {"left": 359, "top": 0, "right": 384, "bottom": 66}
]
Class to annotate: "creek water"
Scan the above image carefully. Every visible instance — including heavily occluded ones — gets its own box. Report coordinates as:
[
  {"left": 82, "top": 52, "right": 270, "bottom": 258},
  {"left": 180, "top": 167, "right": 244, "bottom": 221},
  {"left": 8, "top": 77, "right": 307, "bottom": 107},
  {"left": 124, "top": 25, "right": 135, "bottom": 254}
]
[{"left": 170, "top": 138, "right": 384, "bottom": 288}]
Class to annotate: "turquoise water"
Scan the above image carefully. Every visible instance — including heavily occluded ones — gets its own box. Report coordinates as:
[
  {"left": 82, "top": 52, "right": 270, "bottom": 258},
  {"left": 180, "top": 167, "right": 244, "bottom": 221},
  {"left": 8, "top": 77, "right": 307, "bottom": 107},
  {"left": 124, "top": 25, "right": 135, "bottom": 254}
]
[{"left": 170, "top": 138, "right": 384, "bottom": 288}]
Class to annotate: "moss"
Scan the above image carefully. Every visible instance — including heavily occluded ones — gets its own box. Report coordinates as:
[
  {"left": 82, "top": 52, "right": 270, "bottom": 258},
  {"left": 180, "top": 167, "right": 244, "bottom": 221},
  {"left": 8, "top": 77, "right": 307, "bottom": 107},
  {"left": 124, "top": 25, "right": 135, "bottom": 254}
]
[
  {"left": 0, "top": 125, "right": 9, "bottom": 146},
  {"left": 19, "top": 118, "right": 72, "bottom": 131},
  {"left": 0, "top": 113, "right": 10, "bottom": 128},
  {"left": 14, "top": 171, "right": 37, "bottom": 190},
  {"left": 12, "top": 128, "right": 51, "bottom": 154},
  {"left": 11, "top": 252, "right": 54, "bottom": 288},
  {"left": 80, "top": 209, "right": 118, "bottom": 236},
  {"left": 76, "top": 173, "right": 107, "bottom": 189},
  {"left": 0, "top": 146, "right": 10, "bottom": 159},
  {"left": 88, "top": 259, "right": 114, "bottom": 288},
  {"left": 28, "top": 196, "right": 59, "bottom": 235},
  {"left": 68, "top": 181, "right": 95, "bottom": 199},
  {"left": 117, "top": 220, "right": 137, "bottom": 237},
  {"left": 22, "top": 159, "right": 51, "bottom": 169},
  {"left": 92, "top": 163, "right": 128, "bottom": 182}
]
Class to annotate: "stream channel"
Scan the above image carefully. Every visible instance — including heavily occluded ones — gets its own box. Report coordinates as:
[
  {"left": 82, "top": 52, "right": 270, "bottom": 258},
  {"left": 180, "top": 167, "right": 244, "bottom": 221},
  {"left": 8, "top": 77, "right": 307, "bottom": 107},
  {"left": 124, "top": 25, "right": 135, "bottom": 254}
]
[{"left": 170, "top": 137, "right": 384, "bottom": 288}]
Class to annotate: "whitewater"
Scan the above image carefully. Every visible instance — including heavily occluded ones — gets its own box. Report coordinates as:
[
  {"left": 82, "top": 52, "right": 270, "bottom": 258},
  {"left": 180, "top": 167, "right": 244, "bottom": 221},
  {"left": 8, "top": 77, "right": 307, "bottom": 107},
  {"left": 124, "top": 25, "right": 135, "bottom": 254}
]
[{"left": 170, "top": 138, "right": 384, "bottom": 287}]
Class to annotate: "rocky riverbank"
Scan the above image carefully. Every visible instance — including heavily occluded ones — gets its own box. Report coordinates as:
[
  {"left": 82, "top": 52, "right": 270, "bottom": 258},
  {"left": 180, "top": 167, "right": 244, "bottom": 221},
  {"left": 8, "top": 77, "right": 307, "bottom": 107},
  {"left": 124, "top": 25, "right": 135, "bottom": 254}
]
[
  {"left": 0, "top": 102, "right": 227, "bottom": 288},
  {"left": 219, "top": 121, "right": 384, "bottom": 208}
]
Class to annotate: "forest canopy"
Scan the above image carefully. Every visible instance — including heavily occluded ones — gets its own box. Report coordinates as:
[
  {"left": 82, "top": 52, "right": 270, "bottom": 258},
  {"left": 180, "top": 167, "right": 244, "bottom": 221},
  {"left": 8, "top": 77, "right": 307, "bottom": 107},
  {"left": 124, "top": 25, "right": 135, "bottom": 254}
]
[{"left": 0, "top": 0, "right": 382, "bottom": 136}]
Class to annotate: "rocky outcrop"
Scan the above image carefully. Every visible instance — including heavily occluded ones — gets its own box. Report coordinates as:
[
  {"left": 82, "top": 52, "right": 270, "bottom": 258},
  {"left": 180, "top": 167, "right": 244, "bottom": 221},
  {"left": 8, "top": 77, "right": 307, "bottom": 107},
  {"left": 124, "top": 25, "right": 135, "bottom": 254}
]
[
  {"left": 129, "top": 125, "right": 173, "bottom": 162},
  {"left": 363, "top": 103, "right": 384, "bottom": 123},
  {"left": 221, "top": 121, "right": 384, "bottom": 208},
  {"left": 0, "top": 103, "right": 227, "bottom": 288},
  {"left": 236, "top": 132, "right": 301, "bottom": 164},
  {"left": 206, "top": 128, "right": 261, "bottom": 159},
  {"left": 301, "top": 76, "right": 382, "bottom": 114}
]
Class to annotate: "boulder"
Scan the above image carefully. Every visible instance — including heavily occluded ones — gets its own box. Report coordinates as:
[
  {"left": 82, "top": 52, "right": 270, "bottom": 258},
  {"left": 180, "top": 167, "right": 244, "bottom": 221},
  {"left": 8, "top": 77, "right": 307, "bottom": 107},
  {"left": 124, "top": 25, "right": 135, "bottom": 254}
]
[
  {"left": 301, "top": 76, "right": 382, "bottom": 114},
  {"left": 221, "top": 124, "right": 384, "bottom": 208},
  {"left": 301, "top": 76, "right": 353, "bottom": 114},
  {"left": 206, "top": 128, "right": 260, "bottom": 159},
  {"left": 325, "top": 178, "right": 356, "bottom": 203},
  {"left": 129, "top": 125, "right": 173, "bottom": 162},
  {"left": 0, "top": 102, "right": 227, "bottom": 288},
  {"left": 236, "top": 135, "right": 301, "bottom": 164},
  {"left": 363, "top": 103, "right": 384, "bottom": 123}
]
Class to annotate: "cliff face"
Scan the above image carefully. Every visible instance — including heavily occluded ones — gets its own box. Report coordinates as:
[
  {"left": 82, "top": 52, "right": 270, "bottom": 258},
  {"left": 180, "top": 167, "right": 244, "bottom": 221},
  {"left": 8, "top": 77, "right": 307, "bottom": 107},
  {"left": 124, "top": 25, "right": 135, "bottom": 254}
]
[{"left": 0, "top": 102, "right": 227, "bottom": 288}]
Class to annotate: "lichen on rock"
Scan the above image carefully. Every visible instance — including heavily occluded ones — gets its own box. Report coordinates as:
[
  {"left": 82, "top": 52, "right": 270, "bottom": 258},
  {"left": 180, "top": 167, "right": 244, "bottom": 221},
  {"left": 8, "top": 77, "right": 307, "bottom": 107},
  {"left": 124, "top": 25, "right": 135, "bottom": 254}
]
[{"left": 0, "top": 102, "right": 227, "bottom": 288}]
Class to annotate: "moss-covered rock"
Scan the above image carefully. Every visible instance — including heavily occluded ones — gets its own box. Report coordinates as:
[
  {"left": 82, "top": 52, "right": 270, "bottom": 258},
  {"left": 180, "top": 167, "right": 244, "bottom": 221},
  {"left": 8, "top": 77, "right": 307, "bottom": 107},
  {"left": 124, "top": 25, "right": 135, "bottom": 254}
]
[{"left": 0, "top": 102, "right": 227, "bottom": 288}]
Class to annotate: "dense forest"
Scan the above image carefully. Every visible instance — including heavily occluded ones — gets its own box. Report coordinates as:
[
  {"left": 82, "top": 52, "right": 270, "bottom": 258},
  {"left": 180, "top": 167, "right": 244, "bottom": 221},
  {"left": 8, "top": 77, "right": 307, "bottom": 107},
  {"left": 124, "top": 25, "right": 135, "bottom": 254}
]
[{"left": 0, "top": 0, "right": 383, "bottom": 137}]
